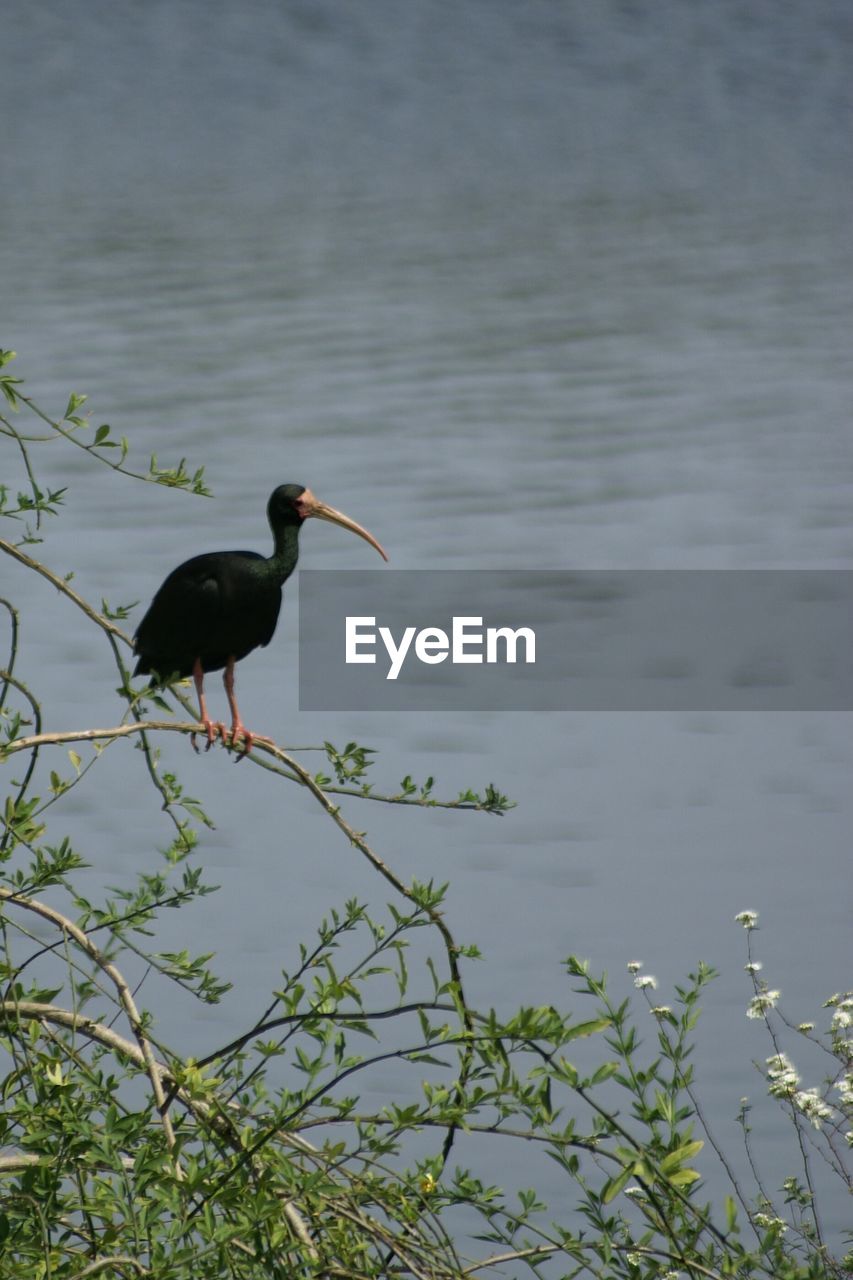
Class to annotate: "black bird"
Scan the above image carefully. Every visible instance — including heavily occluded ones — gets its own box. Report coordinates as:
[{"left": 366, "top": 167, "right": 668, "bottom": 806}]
[{"left": 134, "top": 484, "right": 388, "bottom": 753}]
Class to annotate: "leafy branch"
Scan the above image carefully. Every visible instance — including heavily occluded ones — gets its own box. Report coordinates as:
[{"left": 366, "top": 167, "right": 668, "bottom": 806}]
[{"left": 0, "top": 351, "right": 209, "bottom": 529}]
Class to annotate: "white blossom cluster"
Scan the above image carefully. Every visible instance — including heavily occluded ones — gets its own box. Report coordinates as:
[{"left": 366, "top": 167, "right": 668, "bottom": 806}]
[
  {"left": 753, "top": 1211, "right": 788, "bottom": 1234},
  {"left": 836, "top": 1072, "right": 853, "bottom": 1109},
  {"left": 793, "top": 1087, "right": 833, "bottom": 1129},
  {"left": 765, "top": 1053, "right": 799, "bottom": 1098},
  {"left": 747, "top": 989, "right": 781, "bottom": 1019},
  {"left": 829, "top": 993, "right": 852, "bottom": 1033},
  {"left": 625, "top": 962, "right": 658, "bottom": 991}
]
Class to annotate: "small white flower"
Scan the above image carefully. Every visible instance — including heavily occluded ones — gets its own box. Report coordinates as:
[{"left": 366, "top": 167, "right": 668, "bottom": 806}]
[
  {"left": 744, "top": 961, "right": 763, "bottom": 973},
  {"left": 794, "top": 1087, "right": 833, "bottom": 1129},
  {"left": 735, "top": 910, "right": 759, "bottom": 928},
  {"left": 626, "top": 960, "right": 642, "bottom": 973},
  {"left": 634, "top": 974, "right": 658, "bottom": 990},
  {"left": 835, "top": 1074, "right": 853, "bottom": 1108},
  {"left": 747, "top": 990, "right": 780, "bottom": 1019},
  {"left": 650, "top": 1005, "right": 673, "bottom": 1018},
  {"left": 797, "top": 1022, "right": 814, "bottom": 1033},
  {"left": 831, "top": 1001, "right": 852, "bottom": 1031},
  {"left": 766, "top": 1053, "right": 799, "bottom": 1097},
  {"left": 754, "top": 1212, "right": 788, "bottom": 1233}
]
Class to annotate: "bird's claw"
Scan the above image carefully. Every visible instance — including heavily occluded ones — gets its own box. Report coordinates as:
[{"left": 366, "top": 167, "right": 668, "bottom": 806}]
[
  {"left": 228, "top": 724, "right": 275, "bottom": 761},
  {"left": 191, "top": 720, "right": 227, "bottom": 752},
  {"left": 190, "top": 718, "right": 272, "bottom": 760}
]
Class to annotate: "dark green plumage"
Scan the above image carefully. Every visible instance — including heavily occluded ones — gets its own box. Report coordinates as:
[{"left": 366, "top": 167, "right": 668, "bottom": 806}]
[
  {"left": 133, "top": 482, "right": 387, "bottom": 753},
  {"left": 133, "top": 485, "right": 304, "bottom": 682}
]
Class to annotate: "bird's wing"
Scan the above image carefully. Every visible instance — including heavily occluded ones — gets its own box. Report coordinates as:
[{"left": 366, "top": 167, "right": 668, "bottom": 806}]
[{"left": 134, "top": 552, "right": 263, "bottom": 673}]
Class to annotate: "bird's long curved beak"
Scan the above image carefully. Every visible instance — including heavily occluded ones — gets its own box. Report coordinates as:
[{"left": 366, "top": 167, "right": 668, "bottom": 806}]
[{"left": 298, "top": 489, "right": 389, "bottom": 561}]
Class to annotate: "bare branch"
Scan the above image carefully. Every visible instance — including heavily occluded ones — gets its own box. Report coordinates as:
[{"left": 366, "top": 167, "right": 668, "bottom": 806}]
[{"left": 0, "top": 538, "right": 130, "bottom": 644}]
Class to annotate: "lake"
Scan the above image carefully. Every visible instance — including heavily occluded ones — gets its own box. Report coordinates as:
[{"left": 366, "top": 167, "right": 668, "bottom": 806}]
[{"left": 2, "top": 0, "right": 851, "bottom": 1249}]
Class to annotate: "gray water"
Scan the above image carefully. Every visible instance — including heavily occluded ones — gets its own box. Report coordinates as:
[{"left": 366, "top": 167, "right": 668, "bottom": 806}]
[{"left": 2, "top": 0, "right": 852, "bottom": 1251}]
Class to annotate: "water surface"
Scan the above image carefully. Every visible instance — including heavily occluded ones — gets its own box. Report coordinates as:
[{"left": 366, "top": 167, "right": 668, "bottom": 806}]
[{"left": 2, "top": 0, "right": 851, "bottom": 1245}]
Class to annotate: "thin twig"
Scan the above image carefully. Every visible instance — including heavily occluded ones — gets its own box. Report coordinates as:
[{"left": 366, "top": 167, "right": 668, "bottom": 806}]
[
  {"left": 70, "top": 1256, "right": 151, "bottom": 1279},
  {"left": 0, "top": 538, "right": 129, "bottom": 642},
  {"left": 0, "top": 663, "right": 43, "bottom": 856}
]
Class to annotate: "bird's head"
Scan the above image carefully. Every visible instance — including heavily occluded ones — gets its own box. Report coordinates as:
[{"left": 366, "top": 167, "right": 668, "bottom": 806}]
[{"left": 268, "top": 485, "right": 389, "bottom": 561}]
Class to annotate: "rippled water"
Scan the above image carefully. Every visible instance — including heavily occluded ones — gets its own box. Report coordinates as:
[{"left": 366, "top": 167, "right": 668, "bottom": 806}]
[{"left": 3, "top": 0, "right": 851, "bottom": 1244}]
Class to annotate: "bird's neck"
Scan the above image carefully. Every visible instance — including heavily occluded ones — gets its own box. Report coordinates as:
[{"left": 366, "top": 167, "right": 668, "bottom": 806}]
[{"left": 269, "top": 523, "right": 301, "bottom": 583}]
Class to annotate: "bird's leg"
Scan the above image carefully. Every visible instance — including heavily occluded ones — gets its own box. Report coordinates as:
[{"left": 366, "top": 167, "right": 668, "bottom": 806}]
[
  {"left": 223, "top": 657, "right": 252, "bottom": 757},
  {"left": 223, "top": 657, "right": 273, "bottom": 760},
  {"left": 192, "top": 658, "right": 225, "bottom": 751}
]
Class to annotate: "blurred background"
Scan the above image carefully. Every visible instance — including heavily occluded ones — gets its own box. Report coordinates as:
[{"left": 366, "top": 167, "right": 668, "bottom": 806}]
[{"left": 2, "top": 0, "right": 851, "bottom": 1241}]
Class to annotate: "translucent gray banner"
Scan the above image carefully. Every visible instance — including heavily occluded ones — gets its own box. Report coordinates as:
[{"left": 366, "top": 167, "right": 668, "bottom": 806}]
[{"left": 297, "top": 571, "right": 853, "bottom": 711}]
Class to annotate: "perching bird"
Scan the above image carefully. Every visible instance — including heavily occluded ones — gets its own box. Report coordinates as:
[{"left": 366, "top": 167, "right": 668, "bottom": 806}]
[{"left": 133, "top": 484, "right": 388, "bottom": 754}]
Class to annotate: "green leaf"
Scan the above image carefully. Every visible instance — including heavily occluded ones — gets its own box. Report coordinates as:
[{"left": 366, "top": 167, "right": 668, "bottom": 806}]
[
  {"left": 565, "top": 1017, "right": 611, "bottom": 1041},
  {"left": 64, "top": 392, "right": 87, "bottom": 418},
  {"left": 725, "top": 1194, "right": 738, "bottom": 1232},
  {"left": 659, "top": 1139, "right": 704, "bottom": 1174},
  {"left": 587, "top": 1060, "right": 619, "bottom": 1085},
  {"left": 0, "top": 378, "right": 21, "bottom": 409},
  {"left": 601, "top": 1165, "right": 633, "bottom": 1204}
]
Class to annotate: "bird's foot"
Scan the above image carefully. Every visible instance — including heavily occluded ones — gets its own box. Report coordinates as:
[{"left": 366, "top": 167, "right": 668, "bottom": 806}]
[
  {"left": 191, "top": 719, "right": 228, "bottom": 753},
  {"left": 228, "top": 723, "right": 274, "bottom": 761}
]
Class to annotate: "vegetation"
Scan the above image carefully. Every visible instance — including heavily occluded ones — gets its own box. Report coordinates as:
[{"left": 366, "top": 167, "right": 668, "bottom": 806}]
[{"left": 1, "top": 350, "right": 850, "bottom": 1278}]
